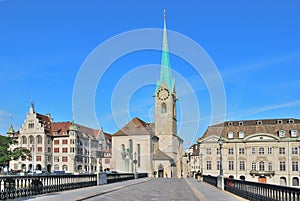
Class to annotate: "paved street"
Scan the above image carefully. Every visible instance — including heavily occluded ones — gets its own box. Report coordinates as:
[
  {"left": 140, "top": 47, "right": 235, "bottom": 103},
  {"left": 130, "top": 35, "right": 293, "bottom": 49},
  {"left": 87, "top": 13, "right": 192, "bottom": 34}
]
[{"left": 9, "top": 178, "right": 247, "bottom": 201}]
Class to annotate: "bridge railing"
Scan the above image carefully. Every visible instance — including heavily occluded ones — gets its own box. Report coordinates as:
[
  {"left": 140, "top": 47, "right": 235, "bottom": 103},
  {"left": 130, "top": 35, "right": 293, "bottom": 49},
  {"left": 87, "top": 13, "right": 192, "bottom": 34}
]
[
  {"left": 0, "top": 174, "right": 96, "bottom": 200},
  {"left": 202, "top": 175, "right": 217, "bottom": 187},
  {"left": 107, "top": 173, "right": 148, "bottom": 184},
  {"left": 224, "top": 178, "right": 300, "bottom": 201}
]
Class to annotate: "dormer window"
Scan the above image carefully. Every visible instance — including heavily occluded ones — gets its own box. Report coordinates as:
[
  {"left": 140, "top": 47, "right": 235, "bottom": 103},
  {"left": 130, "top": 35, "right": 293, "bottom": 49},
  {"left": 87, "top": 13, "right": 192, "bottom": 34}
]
[
  {"left": 228, "top": 131, "right": 234, "bottom": 139},
  {"left": 289, "top": 119, "right": 295, "bottom": 124},
  {"left": 238, "top": 122, "right": 244, "bottom": 126},
  {"left": 277, "top": 120, "right": 283, "bottom": 124},
  {"left": 54, "top": 132, "right": 58, "bottom": 135},
  {"left": 278, "top": 130, "right": 286, "bottom": 138},
  {"left": 228, "top": 122, "right": 233, "bottom": 126},
  {"left": 257, "top": 121, "right": 262, "bottom": 125},
  {"left": 290, "top": 130, "right": 298, "bottom": 137},
  {"left": 238, "top": 131, "right": 245, "bottom": 139}
]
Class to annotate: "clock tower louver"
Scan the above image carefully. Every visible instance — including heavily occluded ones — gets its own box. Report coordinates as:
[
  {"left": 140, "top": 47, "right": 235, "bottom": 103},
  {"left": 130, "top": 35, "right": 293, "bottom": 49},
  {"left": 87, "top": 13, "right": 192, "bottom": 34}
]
[{"left": 154, "top": 11, "right": 182, "bottom": 175}]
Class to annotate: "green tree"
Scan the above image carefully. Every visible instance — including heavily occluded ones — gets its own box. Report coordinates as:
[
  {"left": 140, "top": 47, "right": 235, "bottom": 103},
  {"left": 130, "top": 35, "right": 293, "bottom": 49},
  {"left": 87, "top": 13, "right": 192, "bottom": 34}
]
[{"left": 0, "top": 135, "right": 30, "bottom": 168}]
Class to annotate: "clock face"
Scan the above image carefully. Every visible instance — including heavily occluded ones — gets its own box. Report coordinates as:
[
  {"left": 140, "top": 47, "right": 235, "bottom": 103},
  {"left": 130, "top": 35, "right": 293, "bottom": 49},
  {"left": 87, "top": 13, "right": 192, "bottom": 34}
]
[{"left": 157, "top": 88, "right": 170, "bottom": 101}]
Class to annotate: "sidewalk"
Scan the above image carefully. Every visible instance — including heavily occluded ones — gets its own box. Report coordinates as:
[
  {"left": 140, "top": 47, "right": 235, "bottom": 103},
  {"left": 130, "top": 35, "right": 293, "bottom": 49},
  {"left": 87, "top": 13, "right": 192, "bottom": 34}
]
[
  {"left": 185, "top": 178, "right": 248, "bottom": 201},
  {"left": 9, "top": 178, "right": 152, "bottom": 201}
]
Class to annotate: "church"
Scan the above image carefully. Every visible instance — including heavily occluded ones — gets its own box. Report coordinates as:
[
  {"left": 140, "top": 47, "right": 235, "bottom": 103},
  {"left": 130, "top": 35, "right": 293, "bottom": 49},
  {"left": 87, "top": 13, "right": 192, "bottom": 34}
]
[{"left": 111, "top": 12, "right": 184, "bottom": 178}]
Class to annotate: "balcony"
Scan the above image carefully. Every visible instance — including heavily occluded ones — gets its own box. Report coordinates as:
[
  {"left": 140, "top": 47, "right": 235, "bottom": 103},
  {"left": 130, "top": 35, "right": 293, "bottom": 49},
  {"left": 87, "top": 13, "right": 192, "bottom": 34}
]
[{"left": 250, "top": 170, "right": 275, "bottom": 177}]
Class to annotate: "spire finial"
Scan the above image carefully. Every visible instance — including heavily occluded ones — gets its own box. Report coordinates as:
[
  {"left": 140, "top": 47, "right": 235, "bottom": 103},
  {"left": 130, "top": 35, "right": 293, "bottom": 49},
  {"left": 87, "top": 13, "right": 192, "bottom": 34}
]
[
  {"left": 163, "top": 9, "right": 166, "bottom": 20},
  {"left": 10, "top": 113, "right": 12, "bottom": 125}
]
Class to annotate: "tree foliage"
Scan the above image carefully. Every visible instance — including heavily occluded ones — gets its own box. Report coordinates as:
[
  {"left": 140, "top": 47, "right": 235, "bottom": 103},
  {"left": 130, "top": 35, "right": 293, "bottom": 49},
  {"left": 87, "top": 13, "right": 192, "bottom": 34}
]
[{"left": 0, "top": 135, "right": 30, "bottom": 168}]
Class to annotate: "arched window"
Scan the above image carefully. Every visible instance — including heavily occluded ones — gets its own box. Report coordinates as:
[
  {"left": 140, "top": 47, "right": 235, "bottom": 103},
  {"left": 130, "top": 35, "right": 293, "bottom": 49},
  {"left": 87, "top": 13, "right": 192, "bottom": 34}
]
[
  {"left": 280, "top": 177, "right": 287, "bottom": 186},
  {"left": 240, "top": 175, "right": 245, "bottom": 181},
  {"left": 22, "top": 136, "right": 27, "bottom": 144},
  {"left": 36, "top": 135, "right": 42, "bottom": 144},
  {"left": 129, "top": 139, "right": 133, "bottom": 159},
  {"left": 292, "top": 177, "right": 299, "bottom": 186},
  {"left": 161, "top": 103, "right": 167, "bottom": 113},
  {"left": 54, "top": 165, "right": 59, "bottom": 171},
  {"left": 62, "top": 165, "right": 68, "bottom": 171},
  {"left": 29, "top": 136, "right": 34, "bottom": 145}
]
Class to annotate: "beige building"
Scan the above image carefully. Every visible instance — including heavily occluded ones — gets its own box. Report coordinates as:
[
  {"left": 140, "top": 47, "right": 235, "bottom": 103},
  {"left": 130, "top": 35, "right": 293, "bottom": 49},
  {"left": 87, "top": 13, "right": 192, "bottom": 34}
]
[
  {"left": 197, "top": 118, "right": 300, "bottom": 187},
  {"left": 8, "top": 103, "right": 112, "bottom": 174},
  {"left": 111, "top": 13, "right": 184, "bottom": 178}
]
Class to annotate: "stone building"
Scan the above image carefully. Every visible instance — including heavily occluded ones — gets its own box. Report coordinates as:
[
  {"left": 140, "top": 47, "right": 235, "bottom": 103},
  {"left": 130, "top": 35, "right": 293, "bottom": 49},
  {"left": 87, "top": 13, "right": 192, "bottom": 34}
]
[
  {"left": 111, "top": 12, "right": 184, "bottom": 178},
  {"left": 197, "top": 118, "right": 300, "bottom": 187},
  {"left": 8, "top": 103, "right": 112, "bottom": 174}
]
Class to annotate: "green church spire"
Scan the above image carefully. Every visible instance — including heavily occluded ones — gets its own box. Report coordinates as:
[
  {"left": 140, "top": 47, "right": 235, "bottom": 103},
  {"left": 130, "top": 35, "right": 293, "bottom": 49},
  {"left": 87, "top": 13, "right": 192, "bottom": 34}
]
[{"left": 156, "top": 9, "right": 175, "bottom": 94}]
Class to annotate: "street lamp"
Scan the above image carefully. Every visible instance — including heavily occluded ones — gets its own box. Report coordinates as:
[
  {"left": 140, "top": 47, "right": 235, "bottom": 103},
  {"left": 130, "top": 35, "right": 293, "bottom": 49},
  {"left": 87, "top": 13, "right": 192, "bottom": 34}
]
[
  {"left": 133, "top": 152, "right": 137, "bottom": 179},
  {"left": 98, "top": 138, "right": 103, "bottom": 173},
  {"left": 218, "top": 136, "right": 223, "bottom": 176},
  {"left": 32, "top": 140, "right": 35, "bottom": 174}
]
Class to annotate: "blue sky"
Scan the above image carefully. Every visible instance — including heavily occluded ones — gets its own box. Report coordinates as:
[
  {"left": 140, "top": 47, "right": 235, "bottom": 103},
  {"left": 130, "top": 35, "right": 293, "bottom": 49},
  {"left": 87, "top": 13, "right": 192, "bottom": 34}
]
[{"left": 1, "top": 0, "right": 300, "bottom": 148}]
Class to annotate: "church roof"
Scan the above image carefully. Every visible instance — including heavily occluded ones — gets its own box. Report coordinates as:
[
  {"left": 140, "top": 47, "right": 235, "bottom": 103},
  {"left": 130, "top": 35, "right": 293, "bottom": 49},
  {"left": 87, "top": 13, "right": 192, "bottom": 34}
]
[
  {"left": 153, "top": 150, "right": 173, "bottom": 161},
  {"left": 155, "top": 10, "right": 175, "bottom": 94},
  {"left": 113, "top": 117, "right": 154, "bottom": 136}
]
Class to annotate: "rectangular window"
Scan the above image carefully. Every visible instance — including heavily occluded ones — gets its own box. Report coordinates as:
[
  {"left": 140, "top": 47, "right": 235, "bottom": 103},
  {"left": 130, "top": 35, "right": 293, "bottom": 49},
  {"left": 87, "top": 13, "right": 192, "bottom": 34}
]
[
  {"left": 279, "top": 147, "right": 285, "bottom": 154},
  {"left": 239, "top": 161, "right": 245, "bottom": 171},
  {"left": 36, "top": 156, "right": 41, "bottom": 161},
  {"left": 259, "top": 147, "right": 264, "bottom": 155},
  {"left": 105, "top": 158, "right": 110, "bottom": 164},
  {"left": 62, "top": 156, "right": 68, "bottom": 162},
  {"left": 54, "top": 148, "right": 59, "bottom": 153},
  {"left": 54, "top": 156, "right": 59, "bottom": 162},
  {"left": 206, "top": 161, "right": 212, "bottom": 170},
  {"left": 206, "top": 148, "right": 212, "bottom": 155},
  {"left": 216, "top": 148, "right": 220, "bottom": 155},
  {"left": 268, "top": 162, "right": 273, "bottom": 171},
  {"left": 228, "top": 148, "right": 234, "bottom": 155},
  {"left": 70, "top": 147, "right": 75, "bottom": 153},
  {"left": 62, "top": 148, "right": 68, "bottom": 153},
  {"left": 37, "top": 147, "right": 42, "bottom": 152},
  {"left": 280, "top": 161, "right": 286, "bottom": 171},
  {"left": 239, "top": 148, "right": 245, "bottom": 155},
  {"left": 259, "top": 162, "right": 265, "bottom": 171},
  {"left": 54, "top": 140, "right": 59, "bottom": 145},
  {"left": 292, "top": 147, "right": 298, "bottom": 154},
  {"left": 268, "top": 147, "right": 272, "bottom": 154},
  {"left": 48, "top": 147, "right": 51, "bottom": 153},
  {"left": 251, "top": 147, "right": 256, "bottom": 154},
  {"left": 228, "top": 161, "right": 234, "bottom": 170},
  {"left": 292, "top": 161, "right": 299, "bottom": 171},
  {"left": 62, "top": 139, "right": 68, "bottom": 144},
  {"left": 252, "top": 162, "right": 256, "bottom": 171},
  {"left": 48, "top": 155, "right": 51, "bottom": 162},
  {"left": 28, "top": 123, "right": 34, "bottom": 129},
  {"left": 70, "top": 139, "right": 75, "bottom": 144}
]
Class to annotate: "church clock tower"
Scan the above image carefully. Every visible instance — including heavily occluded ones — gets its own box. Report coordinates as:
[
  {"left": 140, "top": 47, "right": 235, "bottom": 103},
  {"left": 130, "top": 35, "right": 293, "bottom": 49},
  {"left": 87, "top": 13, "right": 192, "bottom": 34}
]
[{"left": 155, "top": 10, "right": 178, "bottom": 154}]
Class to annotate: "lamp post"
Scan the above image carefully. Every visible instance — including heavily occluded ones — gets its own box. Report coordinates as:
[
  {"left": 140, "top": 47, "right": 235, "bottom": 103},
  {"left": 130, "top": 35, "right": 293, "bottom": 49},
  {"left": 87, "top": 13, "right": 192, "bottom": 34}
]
[
  {"left": 133, "top": 152, "right": 137, "bottom": 179},
  {"left": 199, "top": 153, "right": 203, "bottom": 176},
  {"left": 32, "top": 141, "right": 35, "bottom": 174},
  {"left": 217, "top": 136, "right": 224, "bottom": 190},
  {"left": 218, "top": 137, "right": 223, "bottom": 176},
  {"left": 98, "top": 139, "right": 103, "bottom": 173}
]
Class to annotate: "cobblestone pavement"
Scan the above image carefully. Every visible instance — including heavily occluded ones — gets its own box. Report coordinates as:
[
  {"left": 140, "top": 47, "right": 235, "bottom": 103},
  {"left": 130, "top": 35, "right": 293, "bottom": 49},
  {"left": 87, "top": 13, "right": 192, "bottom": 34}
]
[{"left": 84, "top": 178, "right": 199, "bottom": 201}]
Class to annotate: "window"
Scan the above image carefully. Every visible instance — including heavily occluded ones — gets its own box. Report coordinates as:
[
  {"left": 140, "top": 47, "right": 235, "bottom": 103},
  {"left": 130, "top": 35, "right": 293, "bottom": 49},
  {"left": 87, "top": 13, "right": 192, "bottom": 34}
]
[
  {"left": 239, "top": 148, "right": 245, "bottom": 155},
  {"left": 29, "top": 136, "right": 34, "bottom": 144},
  {"left": 268, "top": 162, "right": 273, "bottom": 171},
  {"left": 62, "top": 156, "right": 68, "bottom": 162},
  {"left": 105, "top": 158, "right": 110, "bottom": 164},
  {"left": 54, "top": 148, "right": 59, "bottom": 153},
  {"left": 279, "top": 147, "right": 285, "bottom": 154},
  {"left": 69, "top": 131, "right": 75, "bottom": 136},
  {"left": 62, "top": 165, "right": 68, "bottom": 171},
  {"left": 62, "top": 148, "right": 68, "bottom": 153},
  {"left": 257, "top": 121, "right": 262, "bottom": 125},
  {"left": 252, "top": 162, "right": 256, "bottom": 171},
  {"left": 280, "top": 161, "right": 286, "bottom": 171},
  {"left": 28, "top": 123, "right": 34, "bottom": 129},
  {"left": 228, "top": 122, "right": 233, "bottom": 126},
  {"left": 278, "top": 130, "right": 286, "bottom": 138},
  {"left": 259, "top": 161, "right": 265, "bottom": 171},
  {"left": 228, "top": 148, "right": 234, "bottom": 155},
  {"left": 259, "top": 147, "right": 264, "bottom": 155},
  {"left": 161, "top": 103, "right": 167, "bottom": 113},
  {"left": 206, "top": 148, "right": 212, "bottom": 155},
  {"left": 238, "top": 131, "right": 245, "bottom": 139},
  {"left": 238, "top": 122, "right": 243, "bottom": 126},
  {"left": 206, "top": 161, "right": 212, "bottom": 170},
  {"left": 292, "top": 177, "right": 299, "bottom": 186},
  {"left": 54, "top": 156, "right": 59, "bottom": 162},
  {"left": 216, "top": 148, "right": 220, "bottom": 155},
  {"left": 228, "top": 131, "right": 234, "bottom": 139},
  {"left": 239, "top": 161, "right": 245, "bottom": 171},
  {"left": 48, "top": 139, "right": 51, "bottom": 144},
  {"left": 291, "top": 130, "right": 298, "bottom": 137},
  {"left": 267, "top": 147, "right": 272, "bottom": 154},
  {"left": 62, "top": 139, "right": 68, "bottom": 144},
  {"left": 292, "top": 162, "right": 299, "bottom": 171},
  {"left": 292, "top": 147, "right": 298, "bottom": 154},
  {"left": 129, "top": 139, "right": 133, "bottom": 159},
  {"left": 70, "top": 139, "right": 75, "bottom": 144},
  {"left": 22, "top": 136, "right": 27, "bottom": 144},
  {"left": 37, "top": 147, "right": 42, "bottom": 152},
  {"left": 228, "top": 161, "right": 234, "bottom": 170},
  {"left": 137, "top": 144, "right": 141, "bottom": 167},
  {"left": 36, "top": 135, "right": 42, "bottom": 144},
  {"left": 70, "top": 147, "right": 75, "bottom": 153},
  {"left": 54, "top": 165, "right": 59, "bottom": 170},
  {"left": 48, "top": 155, "right": 51, "bottom": 162},
  {"left": 277, "top": 120, "right": 283, "bottom": 124},
  {"left": 251, "top": 147, "right": 256, "bottom": 154},
  {"left": 289, "top": 119, "right": 295, "bottom": 124},
  {"left": 36, "top": 156, "right": 41, "bottom": 161},
  {"left": 54, "top": 140, "right": 59, "bottom": 145}
]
